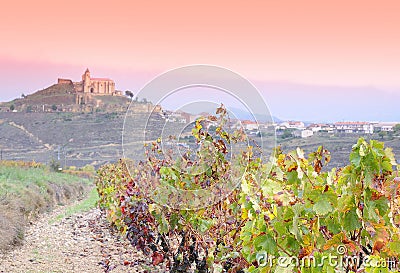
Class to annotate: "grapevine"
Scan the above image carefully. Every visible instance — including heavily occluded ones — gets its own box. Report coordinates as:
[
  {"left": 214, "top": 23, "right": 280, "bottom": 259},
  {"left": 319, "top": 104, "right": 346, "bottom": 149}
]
[{"left": 96, "top": 106, "right": 400, "bottom": 273}]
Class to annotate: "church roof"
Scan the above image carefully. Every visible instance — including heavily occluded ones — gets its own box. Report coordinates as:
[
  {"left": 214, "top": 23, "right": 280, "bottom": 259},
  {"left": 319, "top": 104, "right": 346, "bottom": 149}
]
[{"left": 91, "top": 77, "right": 113, "bottom": 81}]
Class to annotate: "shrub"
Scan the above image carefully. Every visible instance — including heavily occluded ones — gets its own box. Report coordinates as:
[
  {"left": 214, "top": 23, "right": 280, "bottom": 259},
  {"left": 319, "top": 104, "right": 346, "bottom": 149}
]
[
  {"left": 81, "top": 164, "right": 95, "bottom": 173},
  {"left": 49, "top": 158, "right": 61, "bottom": 172}
]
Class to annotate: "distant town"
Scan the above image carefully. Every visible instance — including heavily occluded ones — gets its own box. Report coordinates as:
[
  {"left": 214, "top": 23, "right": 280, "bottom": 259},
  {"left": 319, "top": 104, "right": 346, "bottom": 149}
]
[{"left": 163, "top": 110, "right": 400, "bottom": 139}]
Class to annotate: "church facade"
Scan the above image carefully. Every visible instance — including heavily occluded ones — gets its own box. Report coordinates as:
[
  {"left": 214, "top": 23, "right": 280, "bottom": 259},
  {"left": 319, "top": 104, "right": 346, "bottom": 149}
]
[{"left": 81, "top": 68, "right": 115, "bottom": 94}]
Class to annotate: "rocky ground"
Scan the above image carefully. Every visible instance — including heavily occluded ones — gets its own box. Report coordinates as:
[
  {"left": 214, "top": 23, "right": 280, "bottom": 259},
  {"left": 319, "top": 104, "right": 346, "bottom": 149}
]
[{"left": 0, "top": 205, "right": 166, "bottom": 273}]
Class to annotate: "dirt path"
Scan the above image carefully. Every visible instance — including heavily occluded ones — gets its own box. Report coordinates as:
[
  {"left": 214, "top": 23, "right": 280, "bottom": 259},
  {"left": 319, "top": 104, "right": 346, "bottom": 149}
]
[{"left": 0, "top": 204, "right": 165, "bottom": 273}]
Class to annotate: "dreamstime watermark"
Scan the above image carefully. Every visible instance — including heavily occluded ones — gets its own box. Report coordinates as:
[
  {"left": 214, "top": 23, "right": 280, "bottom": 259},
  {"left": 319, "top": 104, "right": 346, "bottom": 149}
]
[
  {"left": 122, "top": 65, "right": 275, "bottom": 209},
  {"left": 256, "top": 245, "right": 398, "bottom": 269}
]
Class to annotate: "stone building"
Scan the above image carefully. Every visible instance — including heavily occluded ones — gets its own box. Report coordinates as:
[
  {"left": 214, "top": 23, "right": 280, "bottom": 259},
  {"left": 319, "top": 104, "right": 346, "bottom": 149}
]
[
  {"left": 53, "top": 68, "right": 121, "bottom": 106},
  {"left": 59, "top": 68, "right": 117, "bottom": 95},
  {"left": 80, "top": 68, "right": 115, "bottom": 94}
]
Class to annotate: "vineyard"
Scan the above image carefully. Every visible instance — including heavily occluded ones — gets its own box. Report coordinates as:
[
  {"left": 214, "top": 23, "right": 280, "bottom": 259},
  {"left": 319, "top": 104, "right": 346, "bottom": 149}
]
[{"left": 96, "top": 108, "right": 400, "bottom": 273}]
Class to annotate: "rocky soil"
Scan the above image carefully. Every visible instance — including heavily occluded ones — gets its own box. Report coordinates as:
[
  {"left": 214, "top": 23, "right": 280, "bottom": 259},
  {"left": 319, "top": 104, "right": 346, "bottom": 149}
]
[{"left": 0, "top": 205, "right": 166, "bottom": 273}]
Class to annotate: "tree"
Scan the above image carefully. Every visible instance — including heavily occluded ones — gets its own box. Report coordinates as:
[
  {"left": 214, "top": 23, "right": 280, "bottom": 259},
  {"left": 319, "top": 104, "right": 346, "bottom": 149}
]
[
  {"left": 125, "top": 90, "right": 134, "bottom": 99},
  {"left": 51, "top": 104, "right": 57, "bottom": 111},
  {"left": 26, "top": 105, "right": 33, "bottom": 113},
  {"left": 9, "top": 104, "right": 15, "bottom": 111},
  {"left": 49, "top": 158, "right": 61, "bottom": 172},
  {"left": 378, "top": 130, "right": 387, "bottom": 139},
  {"left": 278, "top": 128, "right": 294, "bottom": 139},
  {"left": 394, "top": 124, "right": 400, "bottom": 135}
]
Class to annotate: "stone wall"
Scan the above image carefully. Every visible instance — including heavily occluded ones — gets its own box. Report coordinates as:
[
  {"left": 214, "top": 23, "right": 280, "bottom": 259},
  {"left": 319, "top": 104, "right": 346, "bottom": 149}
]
[
  {"left": 57, "top": 78, "right": 73, "bottom": 84},
  {"left": 73, "top": 82, "right": 83, "bottom": 92}
]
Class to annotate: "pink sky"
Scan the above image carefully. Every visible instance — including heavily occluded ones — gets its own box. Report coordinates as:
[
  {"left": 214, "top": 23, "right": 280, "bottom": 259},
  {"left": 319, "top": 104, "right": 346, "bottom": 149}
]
[
  {"left": 1, "top": 1, "right": 400, "bottom": 83},
  {"left": 1, "top": 0, "right": 400, "bottom": 121}
]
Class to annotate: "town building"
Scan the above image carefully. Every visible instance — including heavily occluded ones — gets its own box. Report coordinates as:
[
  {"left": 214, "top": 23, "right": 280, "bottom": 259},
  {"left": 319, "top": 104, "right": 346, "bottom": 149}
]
[
  {"left": 308, "top": 123, "right": 335, "bottom": 133},
  {"left": 293, "top": 129, "right": 314, "bottom": 138},
  {"left": 278, "top": 121, "right": 305, "bottom": 130},
  {"left": 241, "top": 120, "right": 259, "bottom": 131},
  {"left": 373, "top": 122, "right": 399, "bottom": 132},
  {"left": 334, "top": 122, "right": 374, "bottom": 134}
]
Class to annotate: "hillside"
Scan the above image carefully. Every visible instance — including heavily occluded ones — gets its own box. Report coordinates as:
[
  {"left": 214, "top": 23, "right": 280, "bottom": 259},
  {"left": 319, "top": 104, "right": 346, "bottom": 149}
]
[
  {"left": 1, "top": 110, "right": 400, "bottom": 169},
  {"left": 0, "top": 81, "right": 132, "bottom": 113},
  {"left": 0, "top": 111, "right": 166, "bottom": 168}
]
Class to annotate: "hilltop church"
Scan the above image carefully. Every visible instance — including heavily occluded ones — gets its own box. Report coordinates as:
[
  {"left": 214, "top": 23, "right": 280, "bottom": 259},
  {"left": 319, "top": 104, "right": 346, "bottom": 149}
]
[{"left": 58, "top": 68, "right": 119, "bottom": 95}]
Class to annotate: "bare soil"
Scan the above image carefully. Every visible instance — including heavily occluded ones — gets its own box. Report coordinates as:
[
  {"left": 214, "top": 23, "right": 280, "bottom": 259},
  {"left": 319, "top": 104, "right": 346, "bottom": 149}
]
[{"left": 0, "top": 203, "right": 165, "bottom": 273}]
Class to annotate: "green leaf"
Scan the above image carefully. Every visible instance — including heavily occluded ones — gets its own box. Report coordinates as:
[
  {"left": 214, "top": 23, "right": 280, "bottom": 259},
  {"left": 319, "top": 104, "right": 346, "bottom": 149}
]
[
  {"left": 290, "top": 204, "right": 303, "bottom": 241},
  {"left": 273, "top": 221, "right": 288, "bottom": 236},
  {"left": 364, "top": 201, "right": 380, "bottom": 222},
  {"left": 170, "top": 212, "right": 179, "bottom": 230},
  {"left": 337, "top": 195, "right": 354, "bottom": 212},
  {"left": 261, "top": 178, "right": 282, "bottom": 197},
  {"left": 388, "top": 241, "right": 400, "bottom": 255},
  {"left": 241, "top": 244, "right": 252, "bottom": 262},
  {"left": 253, "top": 234, "right": 277, "bottom": 253},
  {"left": 350, "top": 152, "right": 361, "bottom": 167},
  {"left": 325, "top": 216, "right": 341, "bottom": 234},
  {"left": 381, "top": 160, "right": 393, "bottom": 172},
  {"left": 364, "top": 171, "right": 374, "bottom": 188},
  {"left": 343, "top": 208, "right": 362, "bottom": 232},
  {"left": 287, "top": 171, "right": 300, "bottom": 185},
  {"left": 373, "top": 197, "right": 389, "bottom": 217},
  {"left": 306, "top": 187, "right": 321, "bottom": 204},
  {"left": 198, "top": 218, "right": 213, "bottom": 233},
  {"left": 282, "top": 206, "right": 294, "bottom": 221},
  {"left": 313, "top": 198, "right": 333, "bottom": 216},
  {"left": 283, "top": 236, "right": 300, "bottom": 252},
  {"left": 158, "top": 213, "right": 169, "bottom": 234}
]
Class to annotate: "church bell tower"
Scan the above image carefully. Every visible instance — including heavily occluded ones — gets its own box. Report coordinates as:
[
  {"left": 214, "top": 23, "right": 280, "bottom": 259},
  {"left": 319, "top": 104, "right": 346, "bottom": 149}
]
[{"left": 82, "top": 68, "right": 91, "bottom": 93}]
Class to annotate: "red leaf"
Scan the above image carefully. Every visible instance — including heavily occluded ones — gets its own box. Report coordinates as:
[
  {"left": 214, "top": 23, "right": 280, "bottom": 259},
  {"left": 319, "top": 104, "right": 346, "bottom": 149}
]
[{"left": 152, "top": 251, "right": 164, "bottom": 266}]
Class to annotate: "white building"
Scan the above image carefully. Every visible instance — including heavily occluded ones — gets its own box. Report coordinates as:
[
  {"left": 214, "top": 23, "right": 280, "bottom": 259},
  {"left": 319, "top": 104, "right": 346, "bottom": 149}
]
[
  {"left": 242, "top": 120, "right": 259, "bottom": 131},
  {"left": 308, "top": 123, "right": 335, "bottom": 133},
  {"left": 293, "top": 129, "right": 314, "bottom": 138},
  {"left": 373, "top": 122, "right": 399, "bottom": 132},
  {"left": 334, "top": 122, "right": 374, "bottom": 134},
  {"left": 279, "top": 121, "right": 305, "bottom": 130}
]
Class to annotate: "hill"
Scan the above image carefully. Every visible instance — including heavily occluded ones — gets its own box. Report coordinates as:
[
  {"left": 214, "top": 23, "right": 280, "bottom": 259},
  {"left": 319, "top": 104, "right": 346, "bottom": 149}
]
[
  {"left": 1, "top": 110, "right": 399, "bottom": 169},
  {"left": 0, "top": 110, "right": 167, "bottom": 168},
  {"left": 0, "top": 75, "right": 174, "bottom": 168},
  {"left": 0, "top": 80, "right": 133, "bottom": 113}
]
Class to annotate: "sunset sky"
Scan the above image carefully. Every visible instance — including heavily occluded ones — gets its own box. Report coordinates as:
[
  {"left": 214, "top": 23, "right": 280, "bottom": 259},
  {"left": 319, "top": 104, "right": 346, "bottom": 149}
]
[{"left": 1, "top": 0, "right": 399, "bottom": 121}]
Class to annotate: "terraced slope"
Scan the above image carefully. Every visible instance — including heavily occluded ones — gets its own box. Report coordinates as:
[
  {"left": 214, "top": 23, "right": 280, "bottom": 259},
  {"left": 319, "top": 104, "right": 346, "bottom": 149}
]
[{"left": 0, "top": 111, "right": 164, "bottom": 167}]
